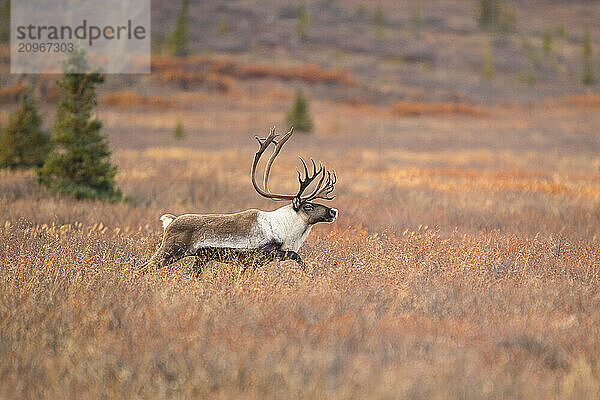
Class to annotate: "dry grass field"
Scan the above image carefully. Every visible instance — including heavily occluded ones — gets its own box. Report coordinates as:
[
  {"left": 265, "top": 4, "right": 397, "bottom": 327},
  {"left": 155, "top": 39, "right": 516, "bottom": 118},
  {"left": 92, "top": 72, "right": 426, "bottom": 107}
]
[
  {"left": 2, "top": 93, "right": 600, "bottom": 399},
  {"left": 2, "top": 0, "right": 600, "bottom": 398}
]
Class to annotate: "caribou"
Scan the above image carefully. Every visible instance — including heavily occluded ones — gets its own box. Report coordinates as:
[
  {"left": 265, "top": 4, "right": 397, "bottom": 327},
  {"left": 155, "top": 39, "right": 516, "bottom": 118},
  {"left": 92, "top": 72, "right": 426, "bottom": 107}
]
[{"left": 141, "top": 126, "right": 338, "bottom": 274}]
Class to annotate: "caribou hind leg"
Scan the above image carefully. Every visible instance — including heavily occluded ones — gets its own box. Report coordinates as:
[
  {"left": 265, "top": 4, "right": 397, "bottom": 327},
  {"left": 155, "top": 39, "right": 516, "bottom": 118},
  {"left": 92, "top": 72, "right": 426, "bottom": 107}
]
[
  {"left": 140, "top": 241, "right": 190, "bottom": 272},
  {"left": 192, "top": 257, "right": 207, "bottom": 277},
  {"left": 192, "top": 249, "right": 214, "bottom": 276}
]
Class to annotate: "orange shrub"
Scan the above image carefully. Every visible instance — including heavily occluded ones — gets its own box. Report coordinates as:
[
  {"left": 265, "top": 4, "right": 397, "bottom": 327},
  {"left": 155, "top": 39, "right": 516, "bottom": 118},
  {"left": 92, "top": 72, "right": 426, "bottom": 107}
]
[
  {"left": 237, "top": 63, "right": 355, "bottom": 86},
  {"left": 563, "top": 92, "right": 600, "bottom": 108},
  {"left": 101, "top": 91, "right": 177, "bottom": 109},
  {"left": 392, "top": 101, "right": 489, "bottom": 116},
  {"left": 0, "top": 44, "right": 10, "bottom": 64},
  {"left": 0, "top": 82, "right": 27, "bottom": 102},
  {"left": 150, "top": 54, "right": 355, "bottom": 90}
]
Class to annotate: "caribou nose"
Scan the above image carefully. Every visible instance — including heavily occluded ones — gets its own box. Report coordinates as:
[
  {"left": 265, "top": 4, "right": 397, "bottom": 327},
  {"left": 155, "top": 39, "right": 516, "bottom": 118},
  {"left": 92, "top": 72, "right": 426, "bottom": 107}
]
[{"left": 329, "top": 208, "right": 338, "bottom": 219}]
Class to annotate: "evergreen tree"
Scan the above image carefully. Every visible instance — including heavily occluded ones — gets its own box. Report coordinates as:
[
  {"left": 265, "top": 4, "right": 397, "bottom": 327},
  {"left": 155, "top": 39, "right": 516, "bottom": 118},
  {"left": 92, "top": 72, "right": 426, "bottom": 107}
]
[
  {"left": 477, "top": 0, "right": 515, "bottom": 33},
  {"left": 542, "top": 30, "right": 553, "bottom": 55},
  {"left": 286, "top": 89, "right": 313, "bottom": 134},
  {"left": 374, "top": 5, "right": 385, "bottom": 38},
  {"left": 482, "top": 41, "right": 495, "bottom": 79},
  {"left": 355, "top": 4, "right": 366, "bottom": 18},
  {"left": 166, "top": 0, "right": 189, "bottom": 57},
  {"left": 0, "top": 0, "right": 9, "bottom": 44},
  {"left": 173, "top": 121, "right": 186, "bottom": 140},
  {"left": 409, "top": 0, "right": 422, "bottom": 37},
  {"left": 0, "top": 87, "right": 51, "bottom": 169},
  {"left": 582, "top": 28, "right": 595, "bottom": 85},
  {"left": 37, "top": 48, "right": 123, "bottom": 202},
  {"left": 478, "top": 0, "right": 500, "bottom": 29},
  {"left": 217, "top": 18, "right": 228, "bottom": 37},
  {"left": 296, "top": 1, "right": 311, "bottom": 42}
]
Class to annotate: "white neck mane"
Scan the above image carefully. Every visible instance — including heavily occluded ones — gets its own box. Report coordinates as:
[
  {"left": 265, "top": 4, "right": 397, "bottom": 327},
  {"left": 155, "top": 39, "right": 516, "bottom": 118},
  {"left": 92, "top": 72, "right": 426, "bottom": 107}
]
[{"left": 257, "top": 204, "right": 312, "bottom": 252}]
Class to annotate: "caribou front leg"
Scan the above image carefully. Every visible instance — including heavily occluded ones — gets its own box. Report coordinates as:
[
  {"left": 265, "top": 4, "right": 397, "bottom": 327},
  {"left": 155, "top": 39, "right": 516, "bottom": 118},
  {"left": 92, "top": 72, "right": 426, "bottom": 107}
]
[
  {"left": 278, "top": 250, "right": 306, "bottom": 270},
  {"left": 262, "top": 243, "right": 306, "bottom": 270}
]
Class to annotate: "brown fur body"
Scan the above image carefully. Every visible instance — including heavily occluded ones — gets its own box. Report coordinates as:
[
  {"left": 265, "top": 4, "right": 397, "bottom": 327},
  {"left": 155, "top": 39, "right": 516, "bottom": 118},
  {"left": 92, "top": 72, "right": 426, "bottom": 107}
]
[
  {"left": 144, "top": 210, "right": 261, "bottom": 270},
  {"left": 142, "top": 203, "right": 336, "bottom": 273}
]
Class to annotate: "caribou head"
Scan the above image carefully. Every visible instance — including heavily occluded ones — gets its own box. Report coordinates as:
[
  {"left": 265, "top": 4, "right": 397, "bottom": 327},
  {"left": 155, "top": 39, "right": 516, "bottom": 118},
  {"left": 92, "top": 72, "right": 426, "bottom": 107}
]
[{"left": 251, "top": 126, "right": 338, "bottom": 224}]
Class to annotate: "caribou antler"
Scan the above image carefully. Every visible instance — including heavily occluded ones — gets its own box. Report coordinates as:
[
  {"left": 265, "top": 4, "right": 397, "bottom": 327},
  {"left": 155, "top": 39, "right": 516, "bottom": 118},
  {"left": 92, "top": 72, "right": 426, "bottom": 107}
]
[
  {"left": 251, "top": 127, "right": 296, "bottom": 200},
  {"left": 303, "top": 169, "right": 337, "bottom": 201},
  {"left": 251, "top": 126, "right": 336, "bottom": 202}
]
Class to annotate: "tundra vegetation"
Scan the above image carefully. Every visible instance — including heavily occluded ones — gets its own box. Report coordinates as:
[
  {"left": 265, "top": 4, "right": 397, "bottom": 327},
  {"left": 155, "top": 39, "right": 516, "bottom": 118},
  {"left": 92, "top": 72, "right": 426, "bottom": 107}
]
[{"left": 1, "top": 0, "right": 600, "bottom": 398}]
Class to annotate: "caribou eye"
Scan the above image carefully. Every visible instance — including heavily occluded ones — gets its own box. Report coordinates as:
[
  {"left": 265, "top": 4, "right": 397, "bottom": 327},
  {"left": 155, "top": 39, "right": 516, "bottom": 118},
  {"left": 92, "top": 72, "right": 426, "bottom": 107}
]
[{"left": 303, "top": 204, "right": 314, "bottom": 211}]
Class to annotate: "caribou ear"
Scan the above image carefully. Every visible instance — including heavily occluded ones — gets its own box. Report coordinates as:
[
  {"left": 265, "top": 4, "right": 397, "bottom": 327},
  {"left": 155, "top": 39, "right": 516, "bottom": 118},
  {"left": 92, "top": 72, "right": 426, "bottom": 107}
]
[{"left": 292, "top": 197, "right": 301, "bottom": 211}]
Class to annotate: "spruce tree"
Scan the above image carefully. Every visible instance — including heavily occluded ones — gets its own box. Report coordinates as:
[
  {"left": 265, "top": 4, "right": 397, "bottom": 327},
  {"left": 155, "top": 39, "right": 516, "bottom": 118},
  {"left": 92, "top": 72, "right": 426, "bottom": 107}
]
[
  {"left": 477, "top": 0, "right": 515, "bottom": 33},
  {"left": 37, "top": 48, "right": 123, "bottom": 202},
  {"left": 296, "top": 1, "right": 310, "bottom": 42},
  {"left": 482, "top": 42, "right": 495, "bottom": 79},
  {"left": 374, "top": 5, "right": 385, "bottom": 38},
  {"left": 0, "top": 87, "right": 51, "bottom": 169},
  {"left": 0, "top": 0, "right": 9, "bottom": 44},
  {"left": 478, "top": 0, "right": 500, "bottom": 29},
  {"left": 166, "top": 0, "right": 189, "bottom": 57},
  {"left": 286, "top": 89, "right": 313, "bottom": 134},
  {"left": 582, "top": 28, "right": 595, "bottom": 85},
  {"left": 173, "top": 121, "right": 186, "bottom": 140}
]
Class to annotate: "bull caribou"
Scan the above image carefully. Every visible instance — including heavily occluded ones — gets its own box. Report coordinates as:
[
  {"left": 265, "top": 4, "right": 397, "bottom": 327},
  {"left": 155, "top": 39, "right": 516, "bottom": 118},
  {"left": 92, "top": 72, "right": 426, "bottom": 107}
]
[{"left": 141, "top": 126, "right": 338, "bottom": 274}]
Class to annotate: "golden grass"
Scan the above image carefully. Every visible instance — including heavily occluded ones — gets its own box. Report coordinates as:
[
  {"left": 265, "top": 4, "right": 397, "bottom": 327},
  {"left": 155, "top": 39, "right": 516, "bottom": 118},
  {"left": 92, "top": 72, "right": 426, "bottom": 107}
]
[
  {"left": 379, "top": 167, "right": 600, "bottom": 199},
  {"left": 2, "top": 90, "right": 600, "bottom": 398},
  {"left": 1, "top": 219, "right": 599, "bottom": 399},
  {"left": 2, "top": 166, "right": 600, "bottom": 398}
]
